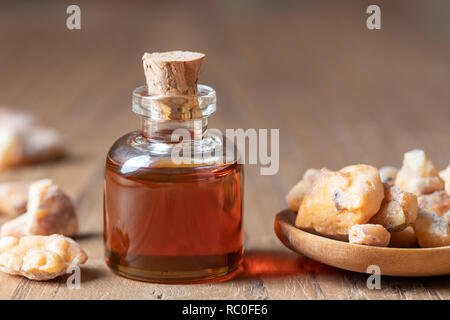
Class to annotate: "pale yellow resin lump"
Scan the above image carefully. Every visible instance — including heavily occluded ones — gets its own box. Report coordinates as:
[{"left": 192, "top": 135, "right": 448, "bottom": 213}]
[
  {"left": 379, "top": 166, "right": 398, "bottom": 186},
  {"left": 0, "top": 127, "right": 65, "bottom": 170},
  {"left": 444, "top": 211, "right": 450, "bottom": 225},
  {"left": 285, "top": 168, "right": 321, "bottom": 211},
  {"left": 0, "top": 107, "right": 65, "bottom": 171},
  {"left": 0, "top": 234, "right": 87, "bottom": 280},
  {"left": 369, "top": 185, "right": 418, "bottom": 231},
  {"left": 418, "top": 190, "right": 450, "bottom": 218},
  {"left": 296, "top": 165, "right": 384, "bottom": 236},
  {"left": 0, "top": 106, "right": 35, "bottom": 126},
  {"left": 389, "top": 226, "right": 418, "bottom": 248},
  {"left": 439, "top": 165, "right": 450, "bottom": 196},
  {"left": 1, "top": 179, "right": 78, "bottom": 238},
  {"left": 414, "top": 209, "right": 450, "bottom": 248},
  {"left": 349, "top": 224, "right": 391, "bottom": 247},
  {"left": 395, "top": 149, "right": 444, "bottom": 196},
  {"left": 0, "top": 181, "right": 29, "bottom": 217}
]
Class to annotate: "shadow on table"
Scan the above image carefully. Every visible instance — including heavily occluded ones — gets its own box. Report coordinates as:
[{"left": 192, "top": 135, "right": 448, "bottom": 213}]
[
  {"left": 80, "top": 266, "right": 110, "bottom": 284},
  {"left": 236, "top": 250, "right": 336, "bottom": 280},
  {"left": 73, "top": 232, "right": 103, "bottom": 241}
]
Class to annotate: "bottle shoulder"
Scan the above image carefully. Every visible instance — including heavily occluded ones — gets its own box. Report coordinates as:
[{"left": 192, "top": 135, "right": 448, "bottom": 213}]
[
  {"left": 107, "top": 131, "right": 141, "bottom": 164},
  {"left": 107, "top": 130, "right": 240, "bottom": 175}
]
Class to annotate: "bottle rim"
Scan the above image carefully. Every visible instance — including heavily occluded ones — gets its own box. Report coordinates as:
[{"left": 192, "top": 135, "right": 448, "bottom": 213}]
[{"left": 132, "top": 84, "right": 216, "bottom": 121}]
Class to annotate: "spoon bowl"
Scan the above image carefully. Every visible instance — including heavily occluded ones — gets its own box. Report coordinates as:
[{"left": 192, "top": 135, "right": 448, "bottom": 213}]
[{"left": 274, "top": 209, "right": 450, "bottom": 277}]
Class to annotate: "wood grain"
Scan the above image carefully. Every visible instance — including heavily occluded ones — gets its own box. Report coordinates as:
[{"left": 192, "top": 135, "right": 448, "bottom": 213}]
[{"left": 0, "top": 0, "right": 449, "bottom": 299}]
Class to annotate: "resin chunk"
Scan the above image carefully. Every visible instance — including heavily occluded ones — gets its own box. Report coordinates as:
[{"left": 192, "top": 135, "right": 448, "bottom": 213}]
[
  {"left": 414, "top": 209, "right": 450, "bottom": 248},
  {"left": 0, "top": 181, "right": 29, "bottom": 217},
  {"left": 296, "top": 165, "right": 384, "bottom": 235},
  {"left": 0, "top": 107, "right": 34, "bottom": 129},
  {"left": 389, "top": 226, "right": 418, "bottom": 248},
  {"left": 0, "top": 235, "right": 87, "bottom": 280},
  {"left": 0, "top": 127, "right": 65, "bottom": 170},
  {"left": 1, "top": 180, "right": 78, "bottom": 238},
  {"left": 0, "top": 108, "right": 65, "bottom": 171},
  {"left": 395, "top": 149, "right": 444, "bottom": 195},
  {"left": 285, "top": 168, "right": 321, "bottom": 211},
  {"left": 379, "top": 166, "right": 398, "bottom": 186},
  {"left": 369, "top": 185, "right": 418, "bottom": 231},
  {"left": 444, "top": 211, "right": 450, "bottom": 225},
  {"left": 349, "top": 224, "right": 391, "bottom": 247},
  {"left": 439, "top": 165, "right": 450, "bottom": 196},
  {"left": 418, "top": 190, "right": 450, "bottom": 218}
]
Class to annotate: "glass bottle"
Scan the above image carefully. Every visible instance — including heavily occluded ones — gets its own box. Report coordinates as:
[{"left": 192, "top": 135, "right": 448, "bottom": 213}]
[{"left": 103, "top": 84, "right": 244, "bottom": 283}]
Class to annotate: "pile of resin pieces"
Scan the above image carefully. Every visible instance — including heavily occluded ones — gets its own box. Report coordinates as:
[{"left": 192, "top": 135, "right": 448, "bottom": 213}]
[
  {"left": 0, "top": 108, "right": 87, "bottom": 281},
  {"left": 287, "top": 149, "right": 450, "bottom": 248}
]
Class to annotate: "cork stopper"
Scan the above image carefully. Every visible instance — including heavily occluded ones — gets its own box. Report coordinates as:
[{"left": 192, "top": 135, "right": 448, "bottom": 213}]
[{"left": 142, "top": 51, "right": 205, "bottom": 96}]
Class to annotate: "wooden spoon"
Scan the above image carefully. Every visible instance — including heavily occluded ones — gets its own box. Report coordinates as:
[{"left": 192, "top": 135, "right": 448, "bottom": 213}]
[{"left": 274, "top": 209, "right": 450, "bottom": 277}]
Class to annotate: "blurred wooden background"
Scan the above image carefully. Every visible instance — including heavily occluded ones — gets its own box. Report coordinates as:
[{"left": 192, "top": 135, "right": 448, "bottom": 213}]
[{"left": 0, "top": 0, "right": 449, "bottom": 299}]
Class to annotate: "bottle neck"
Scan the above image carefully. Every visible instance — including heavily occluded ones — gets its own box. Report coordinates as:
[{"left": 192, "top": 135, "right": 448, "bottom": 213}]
[{"left": 141, "top": 116, "right": 208, "bottom": 142}]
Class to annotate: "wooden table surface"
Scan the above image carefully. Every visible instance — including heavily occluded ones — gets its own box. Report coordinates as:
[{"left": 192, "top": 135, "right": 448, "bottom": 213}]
[{"left": 0, "top": 0, "right": 449, "bottom": 300}]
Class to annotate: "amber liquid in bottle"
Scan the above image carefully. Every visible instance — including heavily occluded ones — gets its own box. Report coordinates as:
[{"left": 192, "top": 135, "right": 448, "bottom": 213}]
[{"left": 104, "top": 146, "right": 244, "bottom": 283}]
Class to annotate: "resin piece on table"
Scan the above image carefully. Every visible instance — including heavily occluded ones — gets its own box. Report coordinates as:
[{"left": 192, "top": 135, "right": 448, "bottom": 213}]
[
  {"left": 0, "top": 234, "right": 87, "bottom": 280},
  {"left": 0, "top": 107, "right": 65, "bottom": 171},
  {"left": 0, "top": 181, "right": 29, "bottom": 217},
  {"left": 1, "top": 179, "right": 78, "bottom": 238}
]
